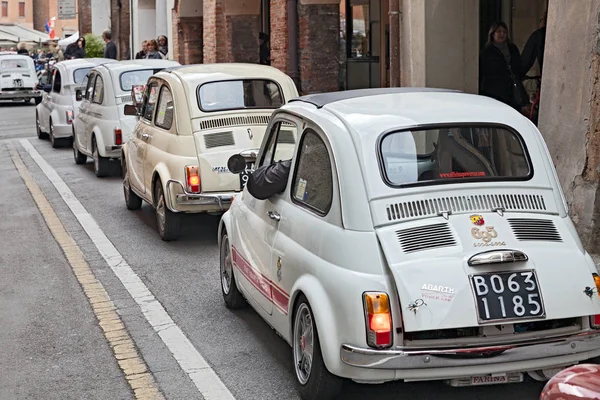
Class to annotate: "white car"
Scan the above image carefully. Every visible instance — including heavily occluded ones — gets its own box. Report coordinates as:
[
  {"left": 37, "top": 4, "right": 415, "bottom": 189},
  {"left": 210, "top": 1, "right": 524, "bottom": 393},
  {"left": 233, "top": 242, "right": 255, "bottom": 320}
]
[
  {"left": 0, "top": 54, "right": 42, "bottom": 105},
  {"left": 121, "top": 63, "right": 299, "bottom": 240},
  {"left": 36, "top": 58, "right": 117, "bottom": 148},
  {"left": 73, "top": 59, "right": 180, "bottom": 177},
  {"left": 220, "top": 88, "right": 600, "bottom": 399}
]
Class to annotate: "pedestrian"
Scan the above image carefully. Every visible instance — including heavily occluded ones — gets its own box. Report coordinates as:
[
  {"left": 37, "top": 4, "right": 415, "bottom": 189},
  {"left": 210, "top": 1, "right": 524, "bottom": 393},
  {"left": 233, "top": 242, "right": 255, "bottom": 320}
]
[
  {"left": 16, "top": 42, "right": 28, "bottom": 55},
  {"left": 68, "top": 37, "right": 86, "bottom": 59},
  {"left": 259, "top": 32, "right": 270, "bottom": 65},
  {"left": 157, "top": 35, "right": 168, "bottom": 57},
  {"left": 135, "top": 40, "right": 147, "bottom": 59},
  {"left": 102, "top": 30, "right": 117, "bottom": 60},
  {"left": 144, "top": 40, "right": 163, "bottom": 59},
  {"left": 521, "top": 11, "right": 547, "bottom": 75}
]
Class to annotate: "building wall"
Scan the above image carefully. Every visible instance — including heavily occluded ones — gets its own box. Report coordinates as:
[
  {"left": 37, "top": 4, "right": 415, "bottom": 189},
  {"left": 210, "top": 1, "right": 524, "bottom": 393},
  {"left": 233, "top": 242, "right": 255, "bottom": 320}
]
[
  {"left": 33, "top": 0, "right": 78, "bottom": 39},
  {"left": 0, "top": 0, "right": 34, "bottom": 28},
  {"left": 110, "top": 0, "right": 130, "bottom": 59},
  {"left": 91, "top": 0, "right": 111, "bottom": 34},
  {"left": 32, "top": 0, "right": 48, "bottom": 33},
  {"left": 78, "top": 0, "right": 91, "bottom": 34}
]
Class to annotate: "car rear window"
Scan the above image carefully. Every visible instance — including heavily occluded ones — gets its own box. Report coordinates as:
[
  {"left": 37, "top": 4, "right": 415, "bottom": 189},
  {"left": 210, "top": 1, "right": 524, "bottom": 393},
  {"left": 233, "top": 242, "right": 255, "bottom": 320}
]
[
  {"left": 197, "top": 79, "right": 284, "bottom": 112},
  {"left": 1, "top": 59, "right": 28, "bottom": 69},
  {"left": 120, "top": 69, "right": 162, "bottom": 92},
  {"left": 379, "top": 125, "right": 532, "bottom": 187},
  {"left": 73, "top": 67, "right": 92, "bottom": 84}
]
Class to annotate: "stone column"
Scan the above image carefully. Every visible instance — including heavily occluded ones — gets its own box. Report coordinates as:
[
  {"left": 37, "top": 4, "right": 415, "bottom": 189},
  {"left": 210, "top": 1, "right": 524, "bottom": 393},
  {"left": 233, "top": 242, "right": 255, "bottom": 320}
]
[
  {"left": 156, "top": 0, "right": 168, "bottom": 37},
  {"left": 78, "top": 0, "right": 92, "bottom": 35},
  {"left": 538, "top": 0, "right": 600, "bottom": 252}
]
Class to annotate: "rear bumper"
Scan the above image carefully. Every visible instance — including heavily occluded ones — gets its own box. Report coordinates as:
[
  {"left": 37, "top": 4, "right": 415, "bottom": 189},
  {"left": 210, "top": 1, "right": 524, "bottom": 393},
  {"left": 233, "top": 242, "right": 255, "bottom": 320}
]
[
  {"left": 166, "top": 180, "right": 234, "bottom": 213},
  {"left": 340, "top": 331, "right": 600, "bottom": 381},
  {"left": 0, "top": 90, "right": 42, "bottom": 99},
  {"left": 104, "top": 145, "right": 122, "bottom": 158},
  {"left": 52, "top": 123, "right": 74, "bottom": 138}
]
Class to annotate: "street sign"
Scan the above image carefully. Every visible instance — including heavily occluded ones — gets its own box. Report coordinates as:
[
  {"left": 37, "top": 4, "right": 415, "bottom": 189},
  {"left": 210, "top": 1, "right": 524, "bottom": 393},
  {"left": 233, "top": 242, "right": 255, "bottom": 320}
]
[{"left": 58, "top": 0, "right": 77, "bottom": 20}]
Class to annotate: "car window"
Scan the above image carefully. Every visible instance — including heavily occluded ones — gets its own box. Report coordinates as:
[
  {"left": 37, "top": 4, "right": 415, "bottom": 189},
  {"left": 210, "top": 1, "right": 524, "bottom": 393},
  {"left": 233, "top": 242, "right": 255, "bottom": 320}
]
[
  {"left": 260, "top": 121, "right": 298, "bottom": 168},
  {"left": 73, "top": 68, "right": 92, "bottom": 85},
  {"left": 120, "top": 69, "right": 160, "bottom": 92},
  {"left": 154, "top": 85, "right": 174, "bottom": 130},
  {"left": 198, "top": 79, "right": 284, "bottom": 112},
  {"left": 379, "top": 125, "right": 532, "bottom": 187},
  {"left": 52, "top": 69, "right": 61, "bottom": 93},
  {"left": 291, "top": 129, "right": 333, "bottom": 215},
  {"left": 92, "top": 75, "right": 104, "bottom": 104},
  {"left": 141, "top": 82, "right": 159, "bottom": 122},
  {"left": 84, "top": 72, "right": 95, "bottom": 100},
  {"left": 1, "top": 59, "right": 27, "bottom": 69}
]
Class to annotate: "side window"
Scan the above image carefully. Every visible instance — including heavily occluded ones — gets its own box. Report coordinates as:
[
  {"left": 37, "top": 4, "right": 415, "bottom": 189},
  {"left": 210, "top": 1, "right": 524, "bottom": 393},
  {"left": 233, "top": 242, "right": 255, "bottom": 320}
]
[
  {"left": 154, "top": 85, "right": 174, "bottom": 130},
  {"left": 291, "top": 129, "right": 334, "bottom": 215},
  {"left": 92, "top": 75, "right": 104, "bottom": 104},
  {"left": 52, "top": 69, "right": 61, "bottom": 93},
  {"left": 260, "top": 121, "right": 298, "bottom": 168},
  {"left": 141, "top": 83, "right": 159, "bottom": 122},
  {"left": 85, "top": 73, "right": 95, "bottom": 100}
]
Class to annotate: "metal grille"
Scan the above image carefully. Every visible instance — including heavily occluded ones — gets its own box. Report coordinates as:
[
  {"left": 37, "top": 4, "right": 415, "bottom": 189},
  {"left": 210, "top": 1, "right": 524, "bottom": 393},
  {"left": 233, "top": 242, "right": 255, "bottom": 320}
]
[
  {"left": 387, "top": 194, "right": 547, "bottom": 221},
  {"left": 204, "top": 131, "right": 235, "bottom": 149},
  {"left": 199, "top": 115, "right": 271, "bottom": 130},
  {"left": 396, "top": 223, "right": 457, "bottom": 253},
  {"left": 508, "top": 218, "right": 562, "bottom": 242}
]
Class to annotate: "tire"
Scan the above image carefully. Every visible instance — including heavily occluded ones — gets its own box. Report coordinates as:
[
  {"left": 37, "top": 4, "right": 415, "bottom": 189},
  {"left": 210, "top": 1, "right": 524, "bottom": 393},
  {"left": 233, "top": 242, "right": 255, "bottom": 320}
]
[
  {"left": 49, "top": 121, "right": 60, "bottom": 148},
  {"left": 122, "top": 158, "right": 142, "bottom": 210},
  {"left": 92, "top": 136, "right": 110, "bottom": 177},
  {"left": 154, "top": 178, "right": 181, "bottom": 241},
  {"left": 73, "top": 132, "right": 87, "bottom": 165},
  {"left": 293, "top": 295, "right": 343, "bottom": 400},
  {"left": 36, "top": 111, "right": 47, "bottom": 139},
  {"left": 220, "top": 231, "right": 247, "bottom": 309}
]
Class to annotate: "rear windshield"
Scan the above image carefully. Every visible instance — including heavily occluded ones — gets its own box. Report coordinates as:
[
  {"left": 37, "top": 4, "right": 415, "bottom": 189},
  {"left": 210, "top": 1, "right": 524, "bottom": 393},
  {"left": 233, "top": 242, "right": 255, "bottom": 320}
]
[
  {"left": 1, "top": 59, "right": 28, "bottom": 69},
  {"left": 120, "top": 69, "right": 161, "bottom": 92},
  {"left": 198, "top": 79, "right": 284, "bottom": 112},
  {"left": 379, "top": 125, "right": 532, "bottom": 187},
  {"left": 73, "top": 67, "right": 92, "bottom": 84}
]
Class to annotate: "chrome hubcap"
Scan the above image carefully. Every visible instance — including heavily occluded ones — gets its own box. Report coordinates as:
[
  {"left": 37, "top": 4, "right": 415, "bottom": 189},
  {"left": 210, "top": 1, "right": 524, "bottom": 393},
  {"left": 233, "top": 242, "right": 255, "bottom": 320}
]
[
  {"left": 156, "top": 191, "right": 165, "bottom": 232},
  {"left": 294, "top": 303, "right": 314, "bottom": 385},
  {"left": 220, "top": 236, "right": 232, "bottom": 294}
]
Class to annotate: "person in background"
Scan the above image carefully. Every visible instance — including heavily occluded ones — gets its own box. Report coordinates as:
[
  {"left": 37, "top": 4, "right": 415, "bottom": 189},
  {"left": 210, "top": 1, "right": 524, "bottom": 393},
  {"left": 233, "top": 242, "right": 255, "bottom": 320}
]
[
  {"left": 16, "top": 42, "right": 28, "bottom": 55},
  {"left": 102, "top": 30, "right": 117, "bottom": 60},
  {"left": 64, "top": 41, "right": 77, "bottom": 59},
  {"left": 157, "top": 36, "right": 168, "bottom": 57},
  {"left": 521, "top": 11, "right": 547, "bottom": 75},
  {"left": 135, "top": 40, "right": 147, "bottom": 59},
  {"left": 259, "top": 32, "right": 270, "bottom": 65},
  {"left": 54, "top": 45, "right": 64, "bottom": 61},
  {"left": 144, "top": 40, "right": 163, "bottom": 59},
  {"left": 68, "top": 37, "right": 86, "bottom": 59},
  {"left": 479, "top": 21, "right": 529, "bottom": 114}
]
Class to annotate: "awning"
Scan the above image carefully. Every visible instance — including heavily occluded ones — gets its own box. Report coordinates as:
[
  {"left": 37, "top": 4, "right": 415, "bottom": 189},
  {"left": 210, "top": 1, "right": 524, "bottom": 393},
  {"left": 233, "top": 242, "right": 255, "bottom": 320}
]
[
  {"left": 58, "top": 32, "right": 79, "bottom": 47},
  {"left": 0, "top": 23, "right": 51, "bottom": 45}
]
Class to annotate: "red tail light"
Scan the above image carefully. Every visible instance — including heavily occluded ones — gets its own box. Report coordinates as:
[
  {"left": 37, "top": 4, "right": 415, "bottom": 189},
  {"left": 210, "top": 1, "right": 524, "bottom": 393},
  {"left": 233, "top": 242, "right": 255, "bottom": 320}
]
[
  {"left": 185, "top": 165, "right": 201, "bottom": 193},
  {"left": 66, "top": 110, "right": 74, "bottom": 124},
  {"left": 114, "top": 128, "right": 122, "bottom": 145},
  {"left": 363, "top": 292, "right": 393, "bottom": 348},
  {"left": 589, "top": 274, "right": 600, "bottom": 329}
]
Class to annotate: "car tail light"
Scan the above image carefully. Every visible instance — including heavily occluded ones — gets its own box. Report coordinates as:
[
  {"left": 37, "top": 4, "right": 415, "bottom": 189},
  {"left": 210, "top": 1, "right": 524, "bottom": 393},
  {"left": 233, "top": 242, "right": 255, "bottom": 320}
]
[
  {"left": 185, "top": 165, "right": 201, "bottom": 193},
  {"left": 589, "top": 274, "right": 600, "bottom": 329},
  {"left": 114, "top": 128, "right": 122, "bottom": 145},
  {"left": 363, "top": 292, "right": 393, "bottom": 349},
  {"left": 66, "top": 110, "right": 74, "bottom": 124}
]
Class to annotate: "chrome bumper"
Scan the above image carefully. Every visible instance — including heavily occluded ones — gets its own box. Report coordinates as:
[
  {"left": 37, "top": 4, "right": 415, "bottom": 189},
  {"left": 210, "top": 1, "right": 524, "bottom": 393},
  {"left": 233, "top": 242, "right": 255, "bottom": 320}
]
[
  {"left": 166, "top": 179, "right": 234, "bottom": 212},
  {"left": 105, "top": 145, "right": 122, "bottom": 152},
  {"left": 0, "top": 90, "right": 42, "bottom": 99},
  {"left": 341, "top": 331, "right": 600, "bottom": 370}
]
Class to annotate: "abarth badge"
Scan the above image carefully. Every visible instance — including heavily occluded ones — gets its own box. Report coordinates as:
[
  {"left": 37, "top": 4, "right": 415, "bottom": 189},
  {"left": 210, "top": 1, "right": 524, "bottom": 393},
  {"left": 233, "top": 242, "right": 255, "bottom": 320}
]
[{"left": 470, "top": 214, "right": 485, "bottom": 226}]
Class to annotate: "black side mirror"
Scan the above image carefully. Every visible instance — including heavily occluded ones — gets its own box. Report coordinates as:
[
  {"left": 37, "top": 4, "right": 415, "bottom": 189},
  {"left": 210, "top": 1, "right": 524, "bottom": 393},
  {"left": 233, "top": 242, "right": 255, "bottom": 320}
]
[
  {"left": 75, "top": 89, "right": 83, "bottom": 101},
  {"left": 43, "top": 84, "right": 52, "bottom": 93},
  {"left": 227, "top": 154, "right": 247, "bottom": 174},
  {"left": 124, "top": 104, "right": 138, "bottom": 116}
]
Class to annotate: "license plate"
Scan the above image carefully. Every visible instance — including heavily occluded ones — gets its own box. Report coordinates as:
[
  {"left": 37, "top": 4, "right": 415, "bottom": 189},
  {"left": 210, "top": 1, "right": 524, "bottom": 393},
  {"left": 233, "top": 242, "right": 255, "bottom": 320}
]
[
  {"left": 448, "top": 372, "right": 523, "bottom": 387},
  {"left": 239, "top": 163, "right": 254, "bottom": 189},
  {"left": 470, "top": 270, "right": 545, "bottom": 323},
  {"left": 13, "top": 79, "right": 22, "bottom": 87}
]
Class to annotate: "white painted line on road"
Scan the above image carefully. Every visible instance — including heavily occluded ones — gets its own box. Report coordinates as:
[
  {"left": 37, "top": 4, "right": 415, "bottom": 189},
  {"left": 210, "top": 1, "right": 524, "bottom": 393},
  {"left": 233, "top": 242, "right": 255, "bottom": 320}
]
[{"left": 19, "top": 138, "right": 236, "bottom": 400}]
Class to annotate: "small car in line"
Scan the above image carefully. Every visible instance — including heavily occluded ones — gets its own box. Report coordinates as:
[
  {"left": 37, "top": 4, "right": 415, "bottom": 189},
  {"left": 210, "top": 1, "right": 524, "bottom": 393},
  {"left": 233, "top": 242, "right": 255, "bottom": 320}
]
[
  {"left": 0, "top": 54, "right": 42, "bottom": 105},
  {"left": 36, "top": 58, "right": 117, "bottom": 148},
  {"left": 121, "top": 63, "right": 299, "bottom": 241},
  {"left": 219, "top": 87, "right": 600, "bottom": 399},
  {"left": 72, "top": 59, "right": 180, "bottom": 177}
]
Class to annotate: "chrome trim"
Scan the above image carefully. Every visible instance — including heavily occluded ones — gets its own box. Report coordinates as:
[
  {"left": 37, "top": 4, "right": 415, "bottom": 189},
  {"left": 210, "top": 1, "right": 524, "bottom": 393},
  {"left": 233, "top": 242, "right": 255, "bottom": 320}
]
[
  {"left": 0, "top": 90, "right": 41, "bottom": 98},
  {"left": 341, "top": 331, "right": 600, "bottom": 370},
  {"left": 468, "top": 250, "right": 528, "bottom": 266},
  {"left": 165, "top": 179, "right": 234, "bottom": 213}
]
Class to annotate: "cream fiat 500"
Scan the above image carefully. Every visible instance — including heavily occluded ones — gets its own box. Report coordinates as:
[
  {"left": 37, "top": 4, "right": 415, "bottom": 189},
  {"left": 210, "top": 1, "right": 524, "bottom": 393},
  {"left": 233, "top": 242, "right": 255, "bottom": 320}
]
[
  {"left": 220, "top": 88, "right": 600, "bottom": 399},
  {"left": 121, "top": 63, "right": 299, "bottom": 241}
]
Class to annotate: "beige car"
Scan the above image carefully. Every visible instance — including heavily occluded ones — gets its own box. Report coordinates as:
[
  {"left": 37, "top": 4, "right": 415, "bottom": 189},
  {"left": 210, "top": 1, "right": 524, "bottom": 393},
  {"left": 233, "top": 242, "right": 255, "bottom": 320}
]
[{"left": 121, "top": 63, "right": 299, "bottom": 241}]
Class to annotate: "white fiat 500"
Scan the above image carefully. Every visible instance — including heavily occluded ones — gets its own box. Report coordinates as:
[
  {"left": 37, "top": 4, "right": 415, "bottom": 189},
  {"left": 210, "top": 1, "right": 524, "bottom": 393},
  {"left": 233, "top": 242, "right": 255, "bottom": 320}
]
[
  {"left": 0, "top": 54, "right": 41, "bottom": 105},
  {"left": 121, "top": 63, "right": 299, "bottom": 241},
  {"left": 220, "top": 88, "right": 600, "bottom": 399},
  {"left": 36, "top": 58, "right": 117, "bottom": 148},
  {"left": 73, "top": 59, "right": 180, "bottom": 177}
]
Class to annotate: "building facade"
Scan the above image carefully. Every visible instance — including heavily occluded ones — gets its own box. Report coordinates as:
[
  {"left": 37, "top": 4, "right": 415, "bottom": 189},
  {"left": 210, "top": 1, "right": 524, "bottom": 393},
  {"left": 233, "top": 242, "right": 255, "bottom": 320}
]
[
  {"left": 32, "top": 0, "right": 78, "bottom": 39},
  {"left": 0, "top": 0, "right": 33, "bottom": 29}
]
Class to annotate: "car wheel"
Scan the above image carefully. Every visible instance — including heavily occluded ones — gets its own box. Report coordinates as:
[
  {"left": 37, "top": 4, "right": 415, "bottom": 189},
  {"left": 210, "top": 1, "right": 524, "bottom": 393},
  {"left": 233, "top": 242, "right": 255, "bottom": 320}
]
[
  {"left": 49, "top": 121, "right": 60, "bottom": 148},
  {"left": 73, "top": 133, "right": 87, "bottom": 164},
  {"left": 293, "top": 295, "right": 343, "bottom": 400},
  {"left": 154, "top": 178, "right": 181, "bottom": 241},
  {"left": 36, "top": 111, "right": 47, "bottom": 139},
  {"left": 92, "top": 137, "right": 110, "bottom": 177},
  {"left": 220, "top": 231, "right": 247, "bottom": 309},
  {"left": 122, "top": 158, "right": 142, "bottom": 210}
]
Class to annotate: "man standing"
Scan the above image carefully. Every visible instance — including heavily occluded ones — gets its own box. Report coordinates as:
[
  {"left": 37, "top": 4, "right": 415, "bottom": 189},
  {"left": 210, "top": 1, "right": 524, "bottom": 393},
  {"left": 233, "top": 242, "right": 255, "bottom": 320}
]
[{"left": 102, "top": 30, "right": 117, "bottom": 60}]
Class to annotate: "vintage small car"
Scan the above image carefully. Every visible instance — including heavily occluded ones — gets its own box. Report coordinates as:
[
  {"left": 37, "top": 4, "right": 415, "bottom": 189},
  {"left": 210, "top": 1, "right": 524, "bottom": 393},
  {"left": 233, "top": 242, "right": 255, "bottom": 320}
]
[
  {"left": 121, "top": 63, "right": 299, "bottom": 240},
  {"left": 73, "top": 59, "right": 180, "bottom": 177},
  {"left": 219, "top": 88, "right": 600, "bottom": 399},
  {"left": 0, "top": 54, "right": 42, "bottom": 105},
  {"left": 36, "top": 58, "right": 117, "bottom": 148}
]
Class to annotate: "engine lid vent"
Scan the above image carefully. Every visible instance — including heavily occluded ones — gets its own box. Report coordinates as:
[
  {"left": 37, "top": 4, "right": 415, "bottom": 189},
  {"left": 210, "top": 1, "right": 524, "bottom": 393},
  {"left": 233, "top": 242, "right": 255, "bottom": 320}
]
[
  {"left": 508, "top": 218, "right": 562, "bottom": 242},
  {"left": 396, "top": 223, "right": 457, "bottom": 253},
  {"left": 204, "top": 131, "right": 235, "bottom": 148},
  {"left": 199, "top": 115, "right": 271, "bottom": 130},
  {"left": 387, "top": 194, "right": 547, "bottom": 222}
]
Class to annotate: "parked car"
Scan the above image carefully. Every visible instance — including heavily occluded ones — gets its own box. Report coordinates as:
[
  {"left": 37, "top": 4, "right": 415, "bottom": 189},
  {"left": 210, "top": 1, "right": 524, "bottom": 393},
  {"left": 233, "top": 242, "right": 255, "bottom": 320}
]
[
  {"left": 219, "top": 88, "right": 600, "bottom": 399},
  {"left": 540, "top": 364, "right": 600, "bottom": 399},
  {"left": 121, "top": 63, "right": 299, "bottom": 240},
  {"left": 73, "top": 59, "right": 180, "bottom": 177},
  {"left": 36, "top": 58, "right": 117, "bottom": 148},
  {"left": 0, "top": 54, "right": 42, "bottom": 105}
]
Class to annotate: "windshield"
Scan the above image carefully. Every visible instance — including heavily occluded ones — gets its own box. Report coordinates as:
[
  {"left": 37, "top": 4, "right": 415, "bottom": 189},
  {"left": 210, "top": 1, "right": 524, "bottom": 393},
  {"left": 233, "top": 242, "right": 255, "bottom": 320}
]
[
  {"left": 379, "top": 125, "right": 532, "bottom": 187},
  {"left": 198, "top": 79, "right": 284, "bottom": 112},
  {"left": 120, "top": 69, "right": 160, "bottom": 92},
  {"left": 1, "top": 59, "right": 28, "bottom": 69},
  {"left": 73, "top": 68, "right": 92, "bottom": 84}
]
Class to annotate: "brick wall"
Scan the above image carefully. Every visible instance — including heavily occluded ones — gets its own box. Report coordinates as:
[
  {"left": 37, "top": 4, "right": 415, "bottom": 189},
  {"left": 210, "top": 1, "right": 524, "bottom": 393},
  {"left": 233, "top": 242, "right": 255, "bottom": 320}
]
[
  {"left": 111, "top": 0, "right": 131, "bottom": 59},
  {"left": 270, "top": 0, "right": 289, "bottom": 74},
  {"left": 298, "top": 3, "right": 339, "bottom": 94},
  {"left": 228, "top": 15, "right": 260, "bottom": 63},
  {"left": 78, "top": 0, "right": 92, "bottom": 35},
  {"left": 171, "top": 8, "right": 180, "bottom": 61},
  {"left": 32, "top": 0, "right": 49, "bottom": 34},
  {"left": 181, "top": 17, "right": 203, "bottom": 64},
  {"left": 203, "top": 0, "right": 227, "bottom": 63}
]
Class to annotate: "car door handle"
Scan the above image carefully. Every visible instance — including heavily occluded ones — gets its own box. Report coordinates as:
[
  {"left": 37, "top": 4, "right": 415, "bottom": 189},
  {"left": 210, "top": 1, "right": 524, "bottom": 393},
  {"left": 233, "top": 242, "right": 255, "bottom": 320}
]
[
  {"left": 141, "top": 133, "right": 149, "bottom": 140},
  {"left": 267, "top": 211, "right": 281, "bottom": 221}
]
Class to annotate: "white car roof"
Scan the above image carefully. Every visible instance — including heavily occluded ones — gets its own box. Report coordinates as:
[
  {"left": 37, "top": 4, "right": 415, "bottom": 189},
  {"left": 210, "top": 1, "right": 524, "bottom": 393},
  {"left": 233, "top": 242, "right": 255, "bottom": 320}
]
[
  {"left": 99, "top": 59, "right": 180, "bottom": 74},
  {"left": 165, "top": 63, "right": 295, "bottom": 86},
  {"left": 0, "top": 54, "right": 31, "bottom": 60}
]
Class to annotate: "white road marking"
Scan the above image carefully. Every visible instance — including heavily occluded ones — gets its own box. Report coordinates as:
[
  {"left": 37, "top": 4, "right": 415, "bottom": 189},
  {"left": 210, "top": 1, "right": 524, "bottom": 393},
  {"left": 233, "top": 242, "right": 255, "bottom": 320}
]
[{"left": 19, "top": 139, "right": 236, "bottom": 400}]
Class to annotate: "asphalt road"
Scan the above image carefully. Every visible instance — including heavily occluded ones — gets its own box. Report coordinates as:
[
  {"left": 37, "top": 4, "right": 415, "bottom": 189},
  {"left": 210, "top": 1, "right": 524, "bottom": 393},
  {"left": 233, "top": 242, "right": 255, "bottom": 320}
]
[{"left": 0, "top": 101, "right": 547, "bottom": 399}]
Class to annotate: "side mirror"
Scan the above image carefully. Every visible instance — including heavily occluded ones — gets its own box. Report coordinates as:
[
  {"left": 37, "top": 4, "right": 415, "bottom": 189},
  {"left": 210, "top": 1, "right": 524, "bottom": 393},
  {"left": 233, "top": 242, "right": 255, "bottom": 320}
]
[
  {"left": 75, "top": 89, "right": 83, "bottom": 101},
  {"left": 124, "top": 104, "right": 138, "bottom": 116},
  {"left": 227, "top": 154, "right": 247, "bottom": 174},
  {"left": 43, "top": 84, "right": 52, "bottom": 93}
]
